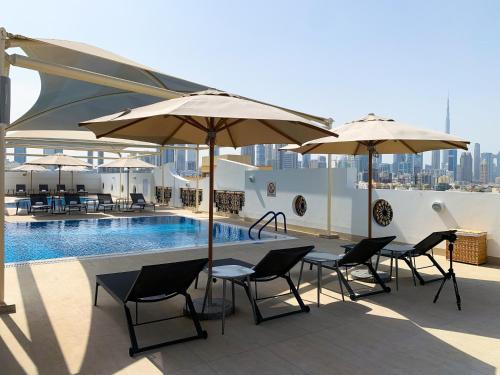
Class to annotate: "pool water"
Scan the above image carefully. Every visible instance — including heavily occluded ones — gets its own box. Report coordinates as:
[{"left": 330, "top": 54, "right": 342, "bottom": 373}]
[{"left": 6, "top": 215, "right": 284, "bottom": 263}]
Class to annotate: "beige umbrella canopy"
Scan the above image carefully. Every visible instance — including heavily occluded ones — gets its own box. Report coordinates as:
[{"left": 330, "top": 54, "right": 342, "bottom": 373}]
[
  {"left": 11, "top": 164, "right": 47, "bottom": 192},
  {"left": 27, "top": 154, "right": 92, "bottom": 186},
  {"left": 81, "top": 89, "right": 335, "bottom": 303},
  {"left": 284, "top": 113, "right": 469, "bottom": 237}
]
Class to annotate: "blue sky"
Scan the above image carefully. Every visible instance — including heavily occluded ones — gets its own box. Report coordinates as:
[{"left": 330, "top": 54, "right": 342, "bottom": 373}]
[{"left": 2, "top": 1, "right": 499, "bottom": 160}]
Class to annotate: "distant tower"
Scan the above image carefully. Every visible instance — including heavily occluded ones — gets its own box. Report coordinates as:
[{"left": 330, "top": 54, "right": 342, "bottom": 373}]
[
  {"left": 431, "top": 150, "right": 440, "bottom": 170},
  {"left": 255, "top": 144, "right": 266, "bottom": 166},
  {"left": 240, "top": 145, "right": 255, "bottom": 165},
  {"left": 473, "top": 143, "right": 481, "bottom": 182},
  {"left": 441, "top": 96, "right": 451, "bottom": 170},
  {"left": 443, "top": 96, "right": 457, "bottom": 179}
]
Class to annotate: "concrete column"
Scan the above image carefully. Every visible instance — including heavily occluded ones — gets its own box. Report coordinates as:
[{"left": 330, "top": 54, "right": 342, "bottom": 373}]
[{"left": 0, "top": 27, "right": 16, "bottom": 314}]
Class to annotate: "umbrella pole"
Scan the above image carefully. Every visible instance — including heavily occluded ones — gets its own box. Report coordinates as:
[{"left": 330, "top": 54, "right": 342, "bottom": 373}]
[
  {"left": 30, "top": 171, "right": 33, "bottom": 193},
  {"left": 368, "top": 149, "right": 373, "bottom": 238},
  {"left": 58, "top": 165, "right": 61, "bottom": 186},
  {"left": 208, "top": 137, "right": 215, "bottom": 275},
  {"left": 195, "top": 145, "right": 200, "bottom": 213}
]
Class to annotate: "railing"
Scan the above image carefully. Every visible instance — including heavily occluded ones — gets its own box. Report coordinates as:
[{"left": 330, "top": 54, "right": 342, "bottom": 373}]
[{"left": 248, "top": 211, "right": 287, "bottom": 240}]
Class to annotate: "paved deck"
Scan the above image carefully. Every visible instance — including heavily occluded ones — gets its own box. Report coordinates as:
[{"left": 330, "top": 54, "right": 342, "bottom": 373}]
[{"left": 1, "top": 210, "right": 500, "bottom": 374}]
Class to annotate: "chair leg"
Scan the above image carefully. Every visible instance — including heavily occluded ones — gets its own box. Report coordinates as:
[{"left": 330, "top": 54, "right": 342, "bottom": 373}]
[
  {"left": 335, "top": 267, "right": 345, "bottom": 302},
  {"left": 185, "top": 293, "right": 207, "bottom": 339},
  {"left": 297, "top": 259, "right": 305, "bottom": 290},
  {"left": 285, "top": 275, "right": 310, "bottom": 314},
  {"left": 368, "top": 263, "right": 391, "bottom": 293},
  {"left": 94, "top": 283, "right": 99, "bottom": 306},
  {"left": 124, "top": 305, "right": 140, "bottom": 357}
]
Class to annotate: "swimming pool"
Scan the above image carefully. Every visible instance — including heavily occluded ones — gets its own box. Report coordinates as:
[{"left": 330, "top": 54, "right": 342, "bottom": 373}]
[{"left": 6, "top": 215, "right": 287, "bottom": 263}]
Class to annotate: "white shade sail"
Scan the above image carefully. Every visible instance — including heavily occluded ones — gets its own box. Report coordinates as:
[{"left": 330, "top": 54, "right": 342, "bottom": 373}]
[
  {"left": 99, "top": 158, "right": 156, "bottom": 169},
  {"left": 5, "top": 33, "right": 331, "bottom": 132}
]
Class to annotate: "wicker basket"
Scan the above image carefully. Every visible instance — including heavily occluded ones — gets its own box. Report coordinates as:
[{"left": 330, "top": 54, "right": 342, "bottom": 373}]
[{"left": 447, "top": 230, "right": 487, "bottom": 265}]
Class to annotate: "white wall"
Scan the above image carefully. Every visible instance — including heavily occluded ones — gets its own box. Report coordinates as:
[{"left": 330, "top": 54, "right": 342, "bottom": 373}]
[{"left": 100, "top": 172, "right": 155, "bottom": 202}]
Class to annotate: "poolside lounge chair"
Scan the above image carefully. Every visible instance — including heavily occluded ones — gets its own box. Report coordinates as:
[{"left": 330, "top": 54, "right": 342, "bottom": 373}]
[
  {"left": 300, "top": 236, "right": 395, "bottom": 302},
  {"left": 129, "top": 193, "right": 156, "bottom": 211},
  {"left": 63, "top": 193, "right": 88, "bottom": 214},
  {"left": 56, "top": 184, "right": 66, "bottom": 194},
  {"left": 15, "top": 184, "right": 27, "bottom": 196},
  {"left": 94, "top": 258, "right": 208, "bottom": 356},
  {"left": 76, "top": 184, "right": 88, "bottom": 196},
  {"left": 29, "top": 194, "right": 52, "bottom": 214},
  {"left": 381, "top": 230, "right": 457, "bottom": 286},
  {"left": 38, "top": 184, "right": 49, "bottom": 194},
  {"left": 96, "top": 193, "right": 118, "bottom": 212},
  {"left": 232, "top": 246, "right": 314, "bottom": 324}
]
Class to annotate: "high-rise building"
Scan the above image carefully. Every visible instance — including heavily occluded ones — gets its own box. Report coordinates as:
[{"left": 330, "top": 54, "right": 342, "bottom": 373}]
[
  {"left": 473, "top": 143, "right": 481, "bottom": 182},
  {"left": 392, "top": 154, "right": 405, "bottom": 174},
  {"left": 318, "top": 156, "right": 327, "bottom": 169},
  {"left": 87, "top": 151, "right": 93, "bottom": 167},
  {"left": 264, "top": 144, "right": 274, "bottom": 166},
  {"left": 280, "top": 151, "right": 298, "bottom": 169},
  {"left": 302, "top": 154, "right": 311, "bottom": 168},
  {"left": 448, "top": 149, "right": 457, "bottom": 179},
  {"left": 44, "top": 148, "right": 63, "bottom": 155},
  {"left": 255, "top": 145, "right": 266, "bottom": 166},
  {"left": 175, "top": 147, "right": 186, "bottom": 172},
  {"left": 442, "top": 96, "right": 451, "bottom": 170},
  {"left": 431, "top": 150, "right": 440, "bottom": 170},
  {"left": 186, "top": 148, "right": 197, "bottom": 171},
  {"left": 162, "top": 148, "right": 175, "bottom": 164},
  {"left": 97, "top": 151, "right": 104, "bottom": 166},
  {"left": 458, "top": 152, "right": 473, "bottom": 183},
  {"left": 481, "top": 153, "right": 495, "bottom": 183},
  {"left": 214, "top": 146, "right": 220, "bottom": 157},
  {"left": 14, "top": 147, "right": 26, "bottom": 164},
  {"left": 480, "top": 159, "right": 489, "bottom": 184},
  {"left": 240, "top": 145, "right": 255, "bottom": 165}
]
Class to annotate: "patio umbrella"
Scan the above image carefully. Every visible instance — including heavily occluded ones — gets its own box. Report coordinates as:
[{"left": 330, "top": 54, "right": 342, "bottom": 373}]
[
  {"left": 11, "top": 164, "right": 47, "bottom": 192},
  {"left": 80, "top": 89, "right": 335, "bottom": 293},
  {"left": 283, "top": 113, "right": 469, "bottom": 237},
  {"left": 99, "top": 158, "right": 156, "bottom": 207},
  {"left": 27, "top": 154, "right": 92, "bottom": 186}
]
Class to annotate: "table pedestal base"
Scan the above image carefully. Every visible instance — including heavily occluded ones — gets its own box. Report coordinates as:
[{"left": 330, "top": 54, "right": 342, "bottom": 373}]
[{"left": 185, "top": 297, "right": 233, "bottom": 320}]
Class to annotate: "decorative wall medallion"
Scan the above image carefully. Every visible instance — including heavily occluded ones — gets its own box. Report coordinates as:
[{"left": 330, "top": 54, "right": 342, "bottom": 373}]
[
  {"left": 293, "top": 195, "right": 307, "bottom": 216},
  {"left": 267, "top": 182, "right": 276, "bottom": 197},
  {"left": 373, "top": 199, "right": 393, "bottom": 226}
]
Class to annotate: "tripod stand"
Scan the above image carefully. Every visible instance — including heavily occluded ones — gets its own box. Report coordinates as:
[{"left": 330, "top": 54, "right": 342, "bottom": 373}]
[{"left": 433, "top": 239, "right": 461, "bottom": 310}]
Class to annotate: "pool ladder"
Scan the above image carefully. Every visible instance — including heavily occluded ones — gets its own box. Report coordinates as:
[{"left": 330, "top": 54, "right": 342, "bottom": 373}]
[{"left": 248, "top": 211, "right": 287, "bottom": 240}]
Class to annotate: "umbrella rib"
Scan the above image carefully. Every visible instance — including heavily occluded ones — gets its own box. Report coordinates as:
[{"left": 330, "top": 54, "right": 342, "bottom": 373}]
[
  {"left": 257, "top": 120, "right": 302, "bottom": 145},
  {"left": 94, "top": 118, "right": 146, "bottom": 138},
  {"left": 215, "top": 118, "right": 227, "bottom": 130},
  {"left": 225, "top": 126, "right": 237, "bottom": 148},
  {"left": 442, "top": 140, "right": 468, "bottom": 150},
  {"left": 400, "top": 140, "right": 418, "bottom": 154},
  {"left": 160, "top": 120, "right": 187, "bottom": 145},
  {"left": 353, "top": 142, "right": 362, "bottom": 155},
  {"left": 302, "top": 143, "right": 324, "bottom": 155},
  {"left": 173, "top": 115, "right": 207, "bottom": 132},
  {"left": 217, "top": 119, "right": 246, "bottom": 132}
]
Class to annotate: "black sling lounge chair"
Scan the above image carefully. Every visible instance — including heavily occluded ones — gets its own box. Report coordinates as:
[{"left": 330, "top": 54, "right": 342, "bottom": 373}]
[
  {"left": 76, "top": 184, "right": 88, "bottom": 196},
  {"left": 56, "top": 184, "right": 66, "bottom": 194},
  {"left": 63, "top": 193, "right": 88, "bottom": 214},
  {"left": 234, "top": 246, "right": 314, "bottom": 324},
  {"left": 387, "top": 230, "right": 457, "bottom": 285},
  {"left": 38, "top": 184, "right": 49, "bottom": 194},
  {"left": 94, "top": 258, "right": 209, "bottom": 357},
  {"left": 29, "top": 194, "right": 52, "bottom": 214},
  {"left": 129, "top": 193, "right": 156, "bottom": 211},
  {"left": 96, "top": 193, "right": 118, "bottom": 212},
  {"left": 15, "top": 184, "right": 27, "bottom": 196}
]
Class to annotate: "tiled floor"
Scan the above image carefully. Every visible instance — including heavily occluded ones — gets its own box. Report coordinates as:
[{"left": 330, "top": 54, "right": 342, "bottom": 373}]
[{"left": 1, "top": 210, "right": 500, "bottom": 374}]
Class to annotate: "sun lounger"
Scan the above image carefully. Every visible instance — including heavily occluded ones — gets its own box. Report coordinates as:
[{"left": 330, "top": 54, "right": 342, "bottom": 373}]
[
  {"left": 129, "top": 193, "right": 156, "bottom": 211},
  {"left": 76, "top": 184, "right": 88, "bottom": 196},
  {"left": 15, "top": 184, "right": 27, "bottom": 196},
  {"left": 94, "top": 258, "right": 208, "bottom": 356},
  {"left": 56, "top": 184, "right": 66, "bottom": 194},
  {"left": 96, "top": 193, "right": 118, "bottom": 212},
  {"left": 29, "top": 194, "right": 52, "bottom": 214},
  {"left": 38, "top": 184, "right": 49, "bottom": 194},
  {"left": 63, "top": 193, "right": 88, "bottom": 214},
  {"left": 231, "top": 246, "right": 314, "bottom": 324}
]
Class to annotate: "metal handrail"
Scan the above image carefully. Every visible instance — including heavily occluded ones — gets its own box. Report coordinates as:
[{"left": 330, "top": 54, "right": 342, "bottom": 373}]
[{"left": 249, "top": 210, "right": 287, "bottom": 240}]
